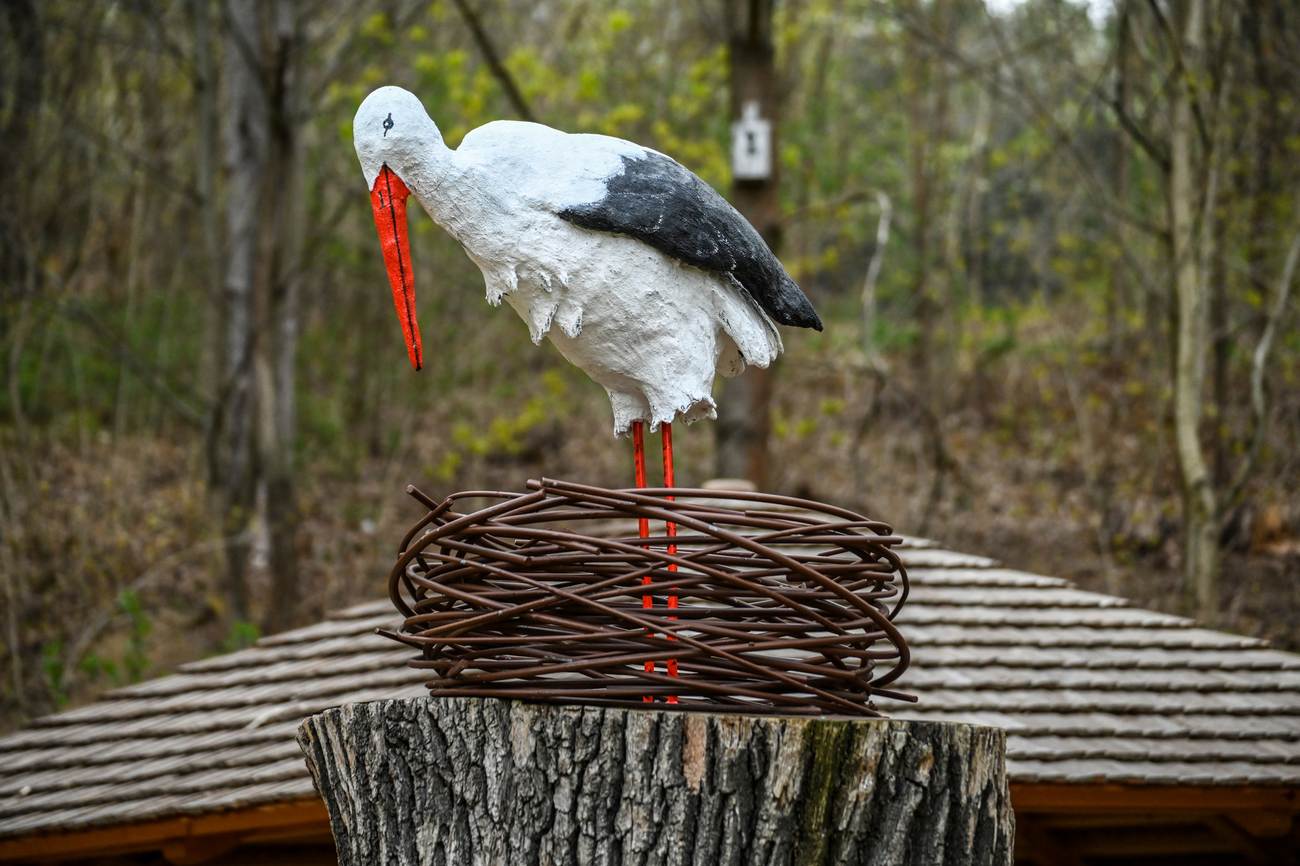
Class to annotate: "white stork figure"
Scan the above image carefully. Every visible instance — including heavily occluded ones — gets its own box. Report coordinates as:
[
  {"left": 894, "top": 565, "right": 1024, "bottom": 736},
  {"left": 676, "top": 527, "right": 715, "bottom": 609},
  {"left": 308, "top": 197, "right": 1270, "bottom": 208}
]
[{"left": 355, "top": 85, "right": 823, "bottom": 700}]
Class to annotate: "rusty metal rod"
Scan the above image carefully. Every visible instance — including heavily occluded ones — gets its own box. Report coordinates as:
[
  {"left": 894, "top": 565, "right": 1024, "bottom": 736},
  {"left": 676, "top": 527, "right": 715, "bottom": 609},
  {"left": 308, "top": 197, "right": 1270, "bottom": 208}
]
[{"left": 385, "top": 480, "right": 913, "bottom": 717}]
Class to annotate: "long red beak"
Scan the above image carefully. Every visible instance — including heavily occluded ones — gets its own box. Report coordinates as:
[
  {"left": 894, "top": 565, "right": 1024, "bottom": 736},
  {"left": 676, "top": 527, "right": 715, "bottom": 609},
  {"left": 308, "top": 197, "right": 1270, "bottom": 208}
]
[{"left": 370, "top": 164, "right": 423, "bottom": 371}]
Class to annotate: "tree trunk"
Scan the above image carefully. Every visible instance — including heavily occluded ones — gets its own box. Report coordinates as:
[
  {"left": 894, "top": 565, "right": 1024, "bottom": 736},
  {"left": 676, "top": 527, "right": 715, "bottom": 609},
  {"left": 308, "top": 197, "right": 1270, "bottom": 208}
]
[
  {"left": 1167, "top": 0, "right": 1219, "bottom": 622},
  {"left": 902, "top": 0, "right": 954, "bottom": 536},
  {"left": 298, "top": 697, "right": 1013, "bottom": 866},
  {"left": 210, "top": 0, "right": 266, "bottom": 624},
  {"left": 259, "top": 0, "right": 304, "bottom": 635},
  {"left": 189, "top": 0, "right": 224, "bottom": 418},
  {"left": 1109, "top": 1, "right": 1131, "bottom": 355},
  {"left": 0, "top": 0, "right": 42, "bottom": 296},
  {"left": 715, "top": 0, "right": 780, "bottom": 488}
]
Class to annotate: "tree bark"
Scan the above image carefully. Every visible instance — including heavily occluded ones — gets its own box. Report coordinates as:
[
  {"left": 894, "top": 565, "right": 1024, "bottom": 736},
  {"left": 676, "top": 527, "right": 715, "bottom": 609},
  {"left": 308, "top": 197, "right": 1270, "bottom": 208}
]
[
  {"left": 210, "top": 0, "right": 266, "bottom": 624},
  {"left": 1109, "top": 0, "right": 1131, "bottom": 355},
  {"left": 259, "top": 0, "right": 304, "bottom": 635},
  {"left": 190, "top": 0, "right": 224, "bottom": 424},
  {"left": 206, "top": 0, "right": 304, "bottom": 632},
  {"left": 715, "top": 0, "right": 780, "bottom": 488},
  {"left": 298, "top": 697, "right": 1013, "bottom": 866},
  {"left": 1167, "top": 0, "right": 1219, "bottom": 622},
  {"left": 0, "top": 0, "right": 42, "bottom": 296},
  {"left": 901, "top": 0, "right": 954, "bottom": 536}
]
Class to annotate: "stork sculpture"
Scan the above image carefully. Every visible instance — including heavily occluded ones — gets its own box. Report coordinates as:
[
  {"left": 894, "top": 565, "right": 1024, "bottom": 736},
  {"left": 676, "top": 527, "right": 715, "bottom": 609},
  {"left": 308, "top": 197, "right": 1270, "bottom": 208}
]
[{"left": 355, "top": 86, "right": 822, "bottom": 695}]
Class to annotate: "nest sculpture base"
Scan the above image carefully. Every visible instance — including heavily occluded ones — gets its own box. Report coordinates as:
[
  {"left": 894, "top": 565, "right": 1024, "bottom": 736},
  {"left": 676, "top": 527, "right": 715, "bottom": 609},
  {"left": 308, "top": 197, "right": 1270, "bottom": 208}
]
[
  {"left": 298, "top": 697, "right": 1013, "bottom": 866},
  {"left": 387, "top": 480, "right": 913, "bottom": 716}
]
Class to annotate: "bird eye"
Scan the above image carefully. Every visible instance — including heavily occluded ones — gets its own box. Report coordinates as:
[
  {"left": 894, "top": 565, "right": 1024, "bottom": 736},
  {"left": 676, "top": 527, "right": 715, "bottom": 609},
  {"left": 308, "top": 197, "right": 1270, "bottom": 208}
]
[{"left": 383, "top": 113, "right": 394, "bottom": 138}]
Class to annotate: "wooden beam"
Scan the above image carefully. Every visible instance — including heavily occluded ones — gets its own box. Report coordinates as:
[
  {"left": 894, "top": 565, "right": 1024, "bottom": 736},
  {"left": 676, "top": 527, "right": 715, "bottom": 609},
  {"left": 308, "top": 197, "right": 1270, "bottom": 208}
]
[
  {"left": 0, "top": 799, "right": 328, "bottom": 863},
  {"left": 162, "top": 834, "right": 239, "bottom": 866},
  {"left": 1229, "top": 809, "right": 1296, "bottom": 838},
  {"left": 1014, "top": 816, "right": 1085, "bottom": 866},
  {"left": 240, "top": 824, "right": 334, "bottom": 846},
  {"left": 1012, "top": 782, "right": 1300, "bottom": 814},
  {"left": 1069, "top": 824, "right": 1235, "bottom": 857},
  {"left": 1205, "top": 816, "right": 1280, "bottom": 865},
  {"left": 1041, "top": 812, "right": 1211, "bottom": 829}
]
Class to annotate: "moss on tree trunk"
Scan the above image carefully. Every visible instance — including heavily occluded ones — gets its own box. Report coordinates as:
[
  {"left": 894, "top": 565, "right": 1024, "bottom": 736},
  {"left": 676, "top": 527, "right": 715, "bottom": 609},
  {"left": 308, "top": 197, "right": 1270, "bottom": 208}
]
[{"left": 299, "top": 697, "right": 1012, "bottom": 865}]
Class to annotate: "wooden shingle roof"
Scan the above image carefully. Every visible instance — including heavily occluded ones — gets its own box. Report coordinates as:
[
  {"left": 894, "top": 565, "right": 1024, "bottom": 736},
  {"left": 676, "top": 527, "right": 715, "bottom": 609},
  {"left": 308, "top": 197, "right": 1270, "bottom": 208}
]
[{"left": 2, "top": 531, "right": 1298, "bottom": 846}]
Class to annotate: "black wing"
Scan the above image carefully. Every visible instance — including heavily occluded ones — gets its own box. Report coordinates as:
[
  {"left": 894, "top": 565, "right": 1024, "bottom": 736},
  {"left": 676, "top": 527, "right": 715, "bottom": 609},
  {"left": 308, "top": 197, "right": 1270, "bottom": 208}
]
[{"left": 557, "top": 151, "right": 822, "bottom": 331}]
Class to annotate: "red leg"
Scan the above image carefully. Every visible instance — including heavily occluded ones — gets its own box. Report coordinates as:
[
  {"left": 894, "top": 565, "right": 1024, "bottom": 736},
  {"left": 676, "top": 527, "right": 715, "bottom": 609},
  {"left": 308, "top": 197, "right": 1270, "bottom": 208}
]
[
  {"left": 632, "top": 421, "right": 649, "bottom": 537},
  {"left": 632, "top": 421, "right": 655, "bottom": 699},
  {"left": 662, "top": 423, "right": 679, "bottom": 702}
]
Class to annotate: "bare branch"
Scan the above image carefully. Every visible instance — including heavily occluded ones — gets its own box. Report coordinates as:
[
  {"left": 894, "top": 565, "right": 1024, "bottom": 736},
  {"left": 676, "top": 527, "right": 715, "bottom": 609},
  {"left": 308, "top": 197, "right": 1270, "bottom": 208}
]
[
  {"left": 860, "top": 191, "right": 892, "bottom": 364},
  {"left": 1142, "top": 0, "right": 1212, "bottom": 149},
  {"left": 449, "top": 0, "right": 537, "bottom": 123},
  {"left": 1223, "top": 226, "right": 1300, "bottom": 513},
  {"left": 1107, "top": 89, "right": 1170, "bottom": 172}
]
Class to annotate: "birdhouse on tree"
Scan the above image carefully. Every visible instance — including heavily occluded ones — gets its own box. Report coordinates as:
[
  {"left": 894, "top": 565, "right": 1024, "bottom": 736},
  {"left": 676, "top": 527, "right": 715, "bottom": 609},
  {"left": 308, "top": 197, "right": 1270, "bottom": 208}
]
[{"left": 731, "top": 100, "right": 772, "bottom": 181}]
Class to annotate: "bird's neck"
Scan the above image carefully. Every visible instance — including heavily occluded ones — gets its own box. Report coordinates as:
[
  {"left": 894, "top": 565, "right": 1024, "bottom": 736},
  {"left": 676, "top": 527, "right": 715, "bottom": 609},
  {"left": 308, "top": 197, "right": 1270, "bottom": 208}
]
[
  {"left": 395, "top": 134, "right": 450, "bottom": 202},
  {"left": 406, "top": 139, "right": 474, "bottom": 233}
]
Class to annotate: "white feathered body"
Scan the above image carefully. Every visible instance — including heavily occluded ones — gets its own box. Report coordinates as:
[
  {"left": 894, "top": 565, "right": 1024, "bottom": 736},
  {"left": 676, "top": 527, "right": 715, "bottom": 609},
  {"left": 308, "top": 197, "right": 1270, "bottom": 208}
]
[{"left": 409, "top": 121, "right": 782, "bottom": 435}]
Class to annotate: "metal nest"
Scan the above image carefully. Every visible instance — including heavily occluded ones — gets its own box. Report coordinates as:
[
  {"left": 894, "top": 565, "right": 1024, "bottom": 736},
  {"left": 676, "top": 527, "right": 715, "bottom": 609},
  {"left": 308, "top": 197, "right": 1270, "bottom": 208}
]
[{"left": 384, "top": 478, "right": 913, "bottom": 717}]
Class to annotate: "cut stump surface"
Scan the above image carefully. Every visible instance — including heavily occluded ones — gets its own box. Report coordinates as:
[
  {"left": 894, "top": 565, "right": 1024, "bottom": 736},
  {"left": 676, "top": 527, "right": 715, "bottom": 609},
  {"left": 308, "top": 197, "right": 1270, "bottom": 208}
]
[{"left": 298, "top": 697, "right": 1012, "bottom": 866}]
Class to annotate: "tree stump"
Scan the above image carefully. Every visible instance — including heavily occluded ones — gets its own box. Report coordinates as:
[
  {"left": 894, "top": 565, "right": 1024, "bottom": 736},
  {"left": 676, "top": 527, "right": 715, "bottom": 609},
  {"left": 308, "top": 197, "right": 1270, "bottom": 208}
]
[{"left": 298, "top": 697, "right": 1012, "bottom": 866}]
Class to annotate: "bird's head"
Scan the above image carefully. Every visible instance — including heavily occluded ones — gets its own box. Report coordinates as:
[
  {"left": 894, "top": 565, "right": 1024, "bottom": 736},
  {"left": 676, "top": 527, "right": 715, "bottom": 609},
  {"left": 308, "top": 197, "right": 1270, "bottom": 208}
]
[{"left": 354, "top": 86, "right": 444, "bottom": 371}]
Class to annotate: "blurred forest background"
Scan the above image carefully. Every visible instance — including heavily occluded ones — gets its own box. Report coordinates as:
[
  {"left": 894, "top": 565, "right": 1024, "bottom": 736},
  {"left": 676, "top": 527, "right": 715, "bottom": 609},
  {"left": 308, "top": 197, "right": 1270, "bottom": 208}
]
[{"left": 1, "top": 0, "right": 1297, "bottom": 731}]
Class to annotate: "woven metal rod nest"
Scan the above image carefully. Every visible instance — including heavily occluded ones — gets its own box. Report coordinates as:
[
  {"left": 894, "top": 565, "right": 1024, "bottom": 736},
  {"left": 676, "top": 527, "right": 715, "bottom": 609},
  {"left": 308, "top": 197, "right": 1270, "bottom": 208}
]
[{"left": 384, "top": 477, "right": 913, "bottom": 717}]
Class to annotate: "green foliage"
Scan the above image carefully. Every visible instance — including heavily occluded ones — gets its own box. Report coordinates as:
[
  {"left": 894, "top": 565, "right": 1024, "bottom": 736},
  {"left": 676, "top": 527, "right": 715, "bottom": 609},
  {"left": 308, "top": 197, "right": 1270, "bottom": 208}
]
[
  {"left": 37, "top": 589, "right": 155, "bottom": 708},
  {"left": 117, "top": 589, "right": 152, "bottom": 683},
  {"left": 78, "top": 653, "right": 120, "bottom": 686},
  {"left": 40, "top": 642, "right": 68, "bottom": 709},
  {"left": 222, "top": 621, "right": 261, "bottom": 653}
]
